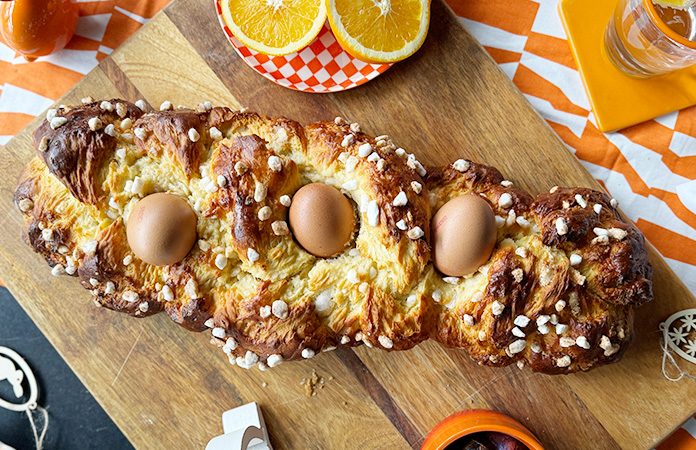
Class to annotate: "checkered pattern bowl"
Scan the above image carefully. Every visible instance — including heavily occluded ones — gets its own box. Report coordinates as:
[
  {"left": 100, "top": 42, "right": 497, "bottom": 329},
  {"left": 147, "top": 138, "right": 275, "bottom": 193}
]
[{"left": 213, "top": 0, "right": 392, "bottom": 93}]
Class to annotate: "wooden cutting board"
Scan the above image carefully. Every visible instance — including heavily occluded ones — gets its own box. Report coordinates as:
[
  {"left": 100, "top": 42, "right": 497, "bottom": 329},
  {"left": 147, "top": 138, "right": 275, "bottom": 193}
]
[{"left": 1, "top": 0, "right": 695, "bottom": 448}]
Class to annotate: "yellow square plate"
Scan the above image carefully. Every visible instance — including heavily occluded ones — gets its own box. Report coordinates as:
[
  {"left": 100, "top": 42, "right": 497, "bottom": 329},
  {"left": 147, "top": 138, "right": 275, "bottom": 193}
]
[{"left": 558, "top": 0, "right": 696, "bottom": 132}]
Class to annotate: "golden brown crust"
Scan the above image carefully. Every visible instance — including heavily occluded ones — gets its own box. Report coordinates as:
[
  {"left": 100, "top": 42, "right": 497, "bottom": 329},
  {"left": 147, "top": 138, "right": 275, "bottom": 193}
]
[
  {"left": 531, "top": 188, "right": 652, "bottom": 307},
  {"left": 134, "top": 109, "right": 204, "bottom": 179},
  {"left": 33, "top": 100, "right": 143, "bottom": 205},
  {"left": 15, "top": 100, "right": 653, "bottom": 374},
  {"left": 304, "top": 121, "right": 432, "bottom": 290},
  {"left": 424, "top": 163, "right": 641, "bottom": 373},
  {"left": 208, "top": 133, "right": 301, "bottom": 267}
]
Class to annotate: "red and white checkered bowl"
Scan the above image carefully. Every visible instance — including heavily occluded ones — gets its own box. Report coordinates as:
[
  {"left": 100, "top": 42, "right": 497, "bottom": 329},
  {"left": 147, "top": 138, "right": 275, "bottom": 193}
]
[{"left": 213, "top": 0, "right": 392, "bottom": 93}]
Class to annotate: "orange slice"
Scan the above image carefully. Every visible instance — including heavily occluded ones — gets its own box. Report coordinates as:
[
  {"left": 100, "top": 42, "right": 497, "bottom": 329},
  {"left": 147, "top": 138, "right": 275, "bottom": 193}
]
[
  {"left": 220, "top": 0, "right": 327, "bottom": 56},
  {"left": 652, "top": 0, "right": 696, "bottom": 9},
  {"left": 326, "top": 0, "right": 430, "bottom": 63}
]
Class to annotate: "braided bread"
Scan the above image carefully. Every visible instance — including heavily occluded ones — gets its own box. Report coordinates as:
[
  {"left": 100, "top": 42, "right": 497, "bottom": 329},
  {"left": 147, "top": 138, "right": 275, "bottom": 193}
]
[{"left": 14, "top": 99, "right": 653, "bottom": 374}]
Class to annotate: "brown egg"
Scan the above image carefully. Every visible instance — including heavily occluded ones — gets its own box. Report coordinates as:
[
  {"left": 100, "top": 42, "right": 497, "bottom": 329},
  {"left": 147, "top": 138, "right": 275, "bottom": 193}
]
[
  {"left": 126, "top": 193, "right": 197, "bottom": 266},
  {"left": 431, "top": 194, "right": 497, "bottom": 277},
  {"left": 288, "top": 183, "right": 356, "bottom": 258}
]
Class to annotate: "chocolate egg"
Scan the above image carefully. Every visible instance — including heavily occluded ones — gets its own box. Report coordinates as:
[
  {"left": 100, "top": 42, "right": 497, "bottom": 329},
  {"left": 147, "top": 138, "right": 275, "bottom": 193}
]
[
  {"left": 126, "top": 193, "right": 197, "bottom": 266},
  {"left": 431, "top": 194, "right": 497, "bottom": 277},
  {"left": 288, "top": 183, "right": 356, "bottom": 258}
]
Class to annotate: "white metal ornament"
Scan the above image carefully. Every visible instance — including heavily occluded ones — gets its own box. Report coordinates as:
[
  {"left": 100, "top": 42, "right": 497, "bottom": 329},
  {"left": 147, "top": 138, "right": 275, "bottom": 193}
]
[
  {"left": 0, "top": 347, "right": 48, "bottom": 450},
  {"left": 0, "top": 347, "right": 37, "bottom": 412},
  {"left": 660, "top": 308, "right": 696, "bottom": 365}
]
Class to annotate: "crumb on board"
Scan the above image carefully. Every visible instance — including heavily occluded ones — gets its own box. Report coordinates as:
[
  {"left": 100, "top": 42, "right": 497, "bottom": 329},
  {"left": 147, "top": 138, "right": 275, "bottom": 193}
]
[{"left": 301, "top": 369, "right": 328, "bottom": 396}]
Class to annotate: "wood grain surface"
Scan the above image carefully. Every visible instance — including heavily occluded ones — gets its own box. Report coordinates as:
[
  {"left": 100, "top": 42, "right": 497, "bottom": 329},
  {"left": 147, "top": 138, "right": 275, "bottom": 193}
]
[{"left": 1, "top": 1, "right": 695, "bottom": 449}]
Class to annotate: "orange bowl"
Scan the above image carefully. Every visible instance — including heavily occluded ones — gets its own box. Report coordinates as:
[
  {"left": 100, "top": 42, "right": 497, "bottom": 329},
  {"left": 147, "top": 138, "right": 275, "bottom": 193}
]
[{"left": 421, "top": 410, "right": 544, "bottom": 450}]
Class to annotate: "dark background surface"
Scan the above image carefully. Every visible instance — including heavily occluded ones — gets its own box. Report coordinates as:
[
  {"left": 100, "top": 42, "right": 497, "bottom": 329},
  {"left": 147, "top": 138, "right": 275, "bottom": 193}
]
[{"left": 0, "top": 287, "right": 133, "bottom": 450}]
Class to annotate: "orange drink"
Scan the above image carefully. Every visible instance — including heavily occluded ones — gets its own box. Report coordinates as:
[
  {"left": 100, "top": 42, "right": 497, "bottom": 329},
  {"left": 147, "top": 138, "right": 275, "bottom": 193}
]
[{"left": 604, "top": 0, "right": 696, "bottom": 76}]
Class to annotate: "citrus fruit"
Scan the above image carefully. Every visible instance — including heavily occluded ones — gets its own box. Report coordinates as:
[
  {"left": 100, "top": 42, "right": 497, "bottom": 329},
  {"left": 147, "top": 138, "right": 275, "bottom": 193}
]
[
  {"left": 326, "top": 0, "right": 430, "bottom": 63},
  {"left": 220, "top": 0, "right": 327, "bottom": 56},
  {"left": 652, "top": 0, "right": 696, "bottom": 9}
]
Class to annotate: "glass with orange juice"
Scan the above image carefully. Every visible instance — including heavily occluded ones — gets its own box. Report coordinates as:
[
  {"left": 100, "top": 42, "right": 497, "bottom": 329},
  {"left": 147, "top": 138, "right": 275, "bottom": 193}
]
[{"left": 604, "top": 0, "right": 696, "bottom": 76}]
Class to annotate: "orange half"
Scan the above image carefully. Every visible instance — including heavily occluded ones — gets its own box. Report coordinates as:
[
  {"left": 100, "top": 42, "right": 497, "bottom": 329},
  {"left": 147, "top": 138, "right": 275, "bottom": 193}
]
[
  {"left": 326, "top": 0, "right": 430, "bottom": 63},
  {"left": 220, "top": 0, "right": 327, "bottom": 56}
]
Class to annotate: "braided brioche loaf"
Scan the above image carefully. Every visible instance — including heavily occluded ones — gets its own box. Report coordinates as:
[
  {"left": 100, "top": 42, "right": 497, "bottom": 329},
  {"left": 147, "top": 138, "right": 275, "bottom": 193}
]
[{"left": 14, "top": 99, "right": 653, "bottom": 374}]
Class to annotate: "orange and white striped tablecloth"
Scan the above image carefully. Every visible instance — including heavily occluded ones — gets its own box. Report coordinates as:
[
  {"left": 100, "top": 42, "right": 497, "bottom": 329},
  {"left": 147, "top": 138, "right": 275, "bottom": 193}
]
[{"left": 0, "top": 0, "right": 695, "bottom": 448}]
